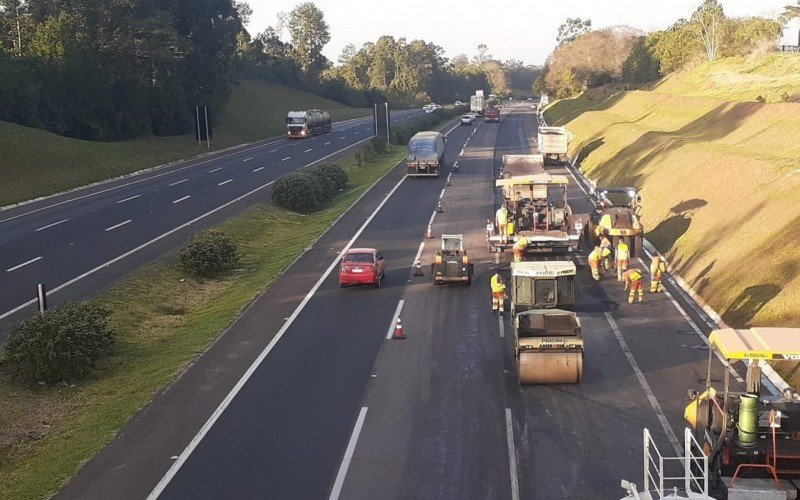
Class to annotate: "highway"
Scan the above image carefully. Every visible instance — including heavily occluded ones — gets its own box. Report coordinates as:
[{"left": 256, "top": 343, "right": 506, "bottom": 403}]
[
  {"left": 0, "top": 109, "right": 424, "bottom": 335},
  {"left": 58, "top": 107, "right": 751, "bottom": 499}
]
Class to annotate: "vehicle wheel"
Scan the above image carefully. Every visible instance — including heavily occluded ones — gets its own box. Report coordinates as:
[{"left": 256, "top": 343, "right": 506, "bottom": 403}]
[
  {"left": 339, "top": 282, "right": 346, "bottom": 288},
  {"left": 466, "top": 276, "right": 472, "bottom": 286}
]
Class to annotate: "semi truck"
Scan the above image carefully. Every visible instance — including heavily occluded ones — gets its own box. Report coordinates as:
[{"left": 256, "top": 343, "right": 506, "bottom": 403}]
[
  {"left": 286, "top": 110, "right": 331, "bottom": 138},
  {"left": 406, "top": 131, "right": 445, "bottom": 177},
  {"left": 537, "top": 126, "right": 569, "bottom": 164}
]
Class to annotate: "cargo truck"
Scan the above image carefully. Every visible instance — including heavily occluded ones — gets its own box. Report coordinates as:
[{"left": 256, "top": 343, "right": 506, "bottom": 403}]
[
  {"left": 286, "top": 110, "right": 331, "bottom": 138},
  {"left": 537, "top": 126, "right": 569, "bottom": 164},
  {"left": 470, "top": 90, "right": 485, "bottom": 116},
  {"left": 407, "top": 131, "right": 445, "bottom": 177}
]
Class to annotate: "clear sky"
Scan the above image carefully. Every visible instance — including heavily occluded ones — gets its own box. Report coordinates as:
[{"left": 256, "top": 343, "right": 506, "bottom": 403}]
[{"left": 246, "top": 0, "right": 790, "bottom": 66}]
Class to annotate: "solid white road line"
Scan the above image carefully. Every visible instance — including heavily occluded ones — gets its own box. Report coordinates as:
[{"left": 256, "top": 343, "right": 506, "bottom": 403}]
[
  {"left": 35, "top": 219, "right": 69, "bottom": 232},
  {"left": 147, "top": 173, "right": 408, "bottom": 499},
  {"left": 385, "top": 300, "right": 406, "bottom": 340},
  {"left": 116, "top": 195, "right": 140, "bottom": 204},
  {"left": 105, "top": 219, "right": 132, "bottom": 232},
  {"left": 281, "top": 157, "right": 291, "bottom": 162},
  {"left": 252, "top": 167, "right": 265, "bottom": 173},
  {"left": 505, "top": 409, "right": 520, "bottom": 500},
  {"left": 209, "top": 167, "right": 222, "bottom": 173},
  {"left": 6, "top": 256, "right": 42, "bottom": 272},
  {"left": 217, "top": 179, "right": 233, "bottom": 186},
  {"left": 304, "top": 148, "right": 313, "bottom": 153},
  {"left": 169, "top": 179, "right": 189, "bottom": 187},
  {"left": 412, "top": 242, "right": 425, "bottom": 264},
  {"left": 0, "top": 136, "right": 376, "bottom": 323},
  {"left": 605, "top": 312, "right": 682, "bottom": 454},
  {"left": 242, "top": 157, "right": 254, "bottom": 162},
  {"left": 173, "top": 196, "right": 191, "bottom": 204},
  {"left": 328, "top": 407, "right": 368, "bottom": 500}
]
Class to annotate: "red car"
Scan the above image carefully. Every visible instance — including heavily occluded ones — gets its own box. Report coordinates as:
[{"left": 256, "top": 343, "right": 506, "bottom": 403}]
[{"left": 339, "top": 248, "right": 387, "bottom": 288}]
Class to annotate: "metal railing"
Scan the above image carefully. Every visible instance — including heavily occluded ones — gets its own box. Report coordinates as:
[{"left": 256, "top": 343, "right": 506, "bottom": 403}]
[{"left": 643, "top": 428, "right": 708, "bottom": 498}]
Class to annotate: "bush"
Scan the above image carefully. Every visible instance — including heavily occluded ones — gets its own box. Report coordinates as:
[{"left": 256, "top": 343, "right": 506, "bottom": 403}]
[
  {"left": 5, "top": 302, "right": 114, "bottom": 383},
  {"left": 272, "top": 164, "right": 349, "bottom": 213},
  {"left": 363, "top": 144, "right": 376, "bottom": 162},
  {"left": 179, "top": 229, "right": 241, "bottom": 277},
  {"left": 309, "top": 163, "right": 348, "bottom": 190},
  {"left": 756, "top": 95, "right": 766, "bottom": 103},
  {"left": 371, "top": 137, "right": 388, "bottom": 154}
]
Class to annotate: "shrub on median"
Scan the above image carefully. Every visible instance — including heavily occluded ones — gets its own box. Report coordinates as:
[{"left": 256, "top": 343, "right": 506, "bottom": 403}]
[
  {"left": 271, "top": 163, "right": 349, "bottom": 213},
  {"left": 390, "top": 105, "right": 468, "bottom": 146},
  {"left": 179, "top": 229, "right": 241, "bottom": 278},
  {"left": 5, "top": 302, "right": 114, "bottom": 383}
]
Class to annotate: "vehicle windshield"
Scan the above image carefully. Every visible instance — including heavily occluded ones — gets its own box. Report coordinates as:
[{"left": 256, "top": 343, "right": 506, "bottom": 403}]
[
  {"left": 602, "top": 190, "right": 634, "bottom": 207},
  {"left": 462, "top": 115, "right": 471, "bottom": 119},
  {"left": 286, "top": 117, "right": 306, "bottom": 124},
  {"left": 409, "top": 137, "right": 437, "bottom": 151},
  {"left": 344, "top": 252, "right": 374, "bottom": 263}
]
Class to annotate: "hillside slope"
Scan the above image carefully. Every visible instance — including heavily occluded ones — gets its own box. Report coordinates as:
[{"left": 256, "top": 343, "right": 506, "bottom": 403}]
[
  {"left": 545, "top": 54, "right": 800, "bottom": 330},
  {"left": 0, "top": 81, "right": 369, "bottom": 207}
]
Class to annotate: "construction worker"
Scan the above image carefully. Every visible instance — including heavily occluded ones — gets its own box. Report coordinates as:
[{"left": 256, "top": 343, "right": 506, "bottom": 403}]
[
  {"left": 650, "top": 255, "right": 667, "bottom": 293},
  {"left": 506, "top": 219, "right": 515, "bottom": 241},
  {"left": 513, "top": 237, "right": 529, "bottom": 262},
  {"left": 587, "top": 246, "right": 602, "bottom": 281},
  {"left": 622, "top": 268, "right": 644, "bottom": 304},
  {"left": 616, "top": 240, "right": 630, "bottom": 282},
  {"left": 599, "top": 235, "right": 612, "bottom": 271},
  {"left": 490, "top": 272, "right": 507, "bottom": 315},
  {"left": 496, "top": 206, "right": 509, "bottom": 243}
]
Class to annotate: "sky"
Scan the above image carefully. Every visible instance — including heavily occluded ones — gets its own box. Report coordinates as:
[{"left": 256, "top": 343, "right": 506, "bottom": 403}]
[{"left": 246, "top": 0, "right": 791, "bottom": 66}]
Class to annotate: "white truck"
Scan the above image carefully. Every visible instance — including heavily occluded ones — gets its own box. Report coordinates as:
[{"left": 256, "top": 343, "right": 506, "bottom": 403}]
[
  {"left": 470, "top": 90, "right": 485, "bottom": 116},
  {"left": 537, "top": 126, "right": 569, "bottom": 164}
]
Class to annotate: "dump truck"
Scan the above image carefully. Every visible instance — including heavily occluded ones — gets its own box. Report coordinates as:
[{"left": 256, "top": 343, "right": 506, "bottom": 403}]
[
  {"left": 431, "top": 234, "right": 473, "bottom": 285},
  {"left": 470, "top": 90, "right": 485, "bottom": 116},
  {"left": 514, "top": 308, "right": 583, "bottom": 384},
  {"left": 286, "top": 109, "right": 331, "bottom": 138},
  {"left": 509, "top": 260, "right": 576, "bottom": 315},
  {"left": 488, "top": 155, "right": 589, "bottom": 255},
  {"left": 589, "top": 187, "right": 645, "bottom": 258},
  {"left": 406, "top": 131, "right": 445, "bottom": 177},
  {"left": 537, "top": 126, "right": 569, "bottom": 164},
  {"left": 484, "top": 106, "right": 500, "bottom": 123}
]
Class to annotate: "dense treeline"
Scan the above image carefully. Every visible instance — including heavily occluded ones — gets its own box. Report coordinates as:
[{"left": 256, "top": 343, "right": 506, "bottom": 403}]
[{"left": 536, "top": 0, "right": 786, "bottom": 98}]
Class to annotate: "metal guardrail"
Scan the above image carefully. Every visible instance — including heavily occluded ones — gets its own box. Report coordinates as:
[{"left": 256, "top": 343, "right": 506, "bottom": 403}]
[{"left": 643, "top": 428, "right": 708, "bottom": 498}]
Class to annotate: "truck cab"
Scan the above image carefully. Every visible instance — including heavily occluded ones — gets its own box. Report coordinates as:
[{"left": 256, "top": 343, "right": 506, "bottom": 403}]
[{"left": 510, "top": 260, "right": 576, "bottom": 316}]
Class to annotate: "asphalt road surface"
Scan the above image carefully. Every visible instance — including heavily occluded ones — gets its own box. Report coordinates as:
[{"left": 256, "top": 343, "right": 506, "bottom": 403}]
[
  {"left": 58, "top": 107, "right": 751, "bottom": 499},
  {"left": 0, "top": 109, "right": 424, "bottom": 336}
]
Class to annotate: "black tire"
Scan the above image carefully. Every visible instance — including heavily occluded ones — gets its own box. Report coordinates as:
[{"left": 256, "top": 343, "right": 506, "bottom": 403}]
[{"left": 465, "top": 276, "right": 472, "bottom": 286}]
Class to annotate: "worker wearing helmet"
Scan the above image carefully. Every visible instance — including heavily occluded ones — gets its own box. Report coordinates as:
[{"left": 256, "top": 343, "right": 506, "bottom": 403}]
[
  {"left": 513, "top": 237, "right": 529, "bottom": 262},
  {"left": 650, "top": 255, "right": 667, "bottom": 293},
  {"left": 490, "top": 272, "right": 507, "bottom": 315},
  {"left": 599, "top": 235, "right": 612, "bottom": 271},
  {"left": 616, "top": 241, "right": 630, "bottom": 282},
  {"left": 496, "top": 206, "right": 509, "bottom": 243},
  {"left": 587, "top": 246, "right": 602, "bottom": 281},
  {"left": 623, "top": 268, "right": 644, "bottom": 304}
]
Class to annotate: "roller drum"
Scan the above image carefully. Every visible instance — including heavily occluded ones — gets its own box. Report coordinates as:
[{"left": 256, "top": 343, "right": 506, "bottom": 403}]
[{"left": 518, "top": 352, "right": 583, "bottom": 384}]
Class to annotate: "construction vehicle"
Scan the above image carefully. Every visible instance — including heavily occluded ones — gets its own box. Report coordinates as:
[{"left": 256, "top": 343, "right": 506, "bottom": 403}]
[
  {"left": 685, "top": 328, "right": 800, "bottom": 498},
  {"left": 537, "top": 126, "right": 569, "bottom": 164},
  {"left": 487, "top": 155, "right": 589, "bottom": 255},
  {"left": 431, "top": 234, "right": 473, "bottom": 285},
  {"left": 514, "top": 308, "right": 583, "bottom": 384},
  {"left": 286, "top": 109, "right": 331, "bottom": 138},
  {"left": 509, "top": 261, "right": 576, "bottom": 315},
  {"left": 407, "top": 131, "right": 445, "bottom": 177},
  {"left": 589, "top": 187, "right": 645, "bottom": 258}
]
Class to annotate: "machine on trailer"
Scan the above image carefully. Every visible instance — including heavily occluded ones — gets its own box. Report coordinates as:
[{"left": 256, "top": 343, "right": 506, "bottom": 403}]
[
  {"left": 509, "top": 260, "right": 576, "bottom": 316},
  {"left": 514, "top": 309, "right": 583, "bottom": 384},
  {"left": 431, "top": 234, "right": 474, "bottom": 285},
  {"left": 589, "top": 187, "right": 645, "bottom": 259},
  {"left": 685, "top": 327, "right": 800, "bottom": 499}
]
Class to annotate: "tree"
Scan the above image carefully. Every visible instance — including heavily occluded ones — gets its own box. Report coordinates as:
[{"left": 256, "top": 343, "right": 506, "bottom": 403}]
[
  {"left": 234, "top": 1, "right": 252, "bottom": 26},
  {"left": 288, "top": 2, "right": 330, "bottom": 76},
  {"left": 451, "top": 53, "right": 469, "bottom": 69},
  {"left": 647, "top": 19, "right": 700, "bottom": 73},
  {"left": 338, "top": 43, "right": 356, "bottom": 65},
  {"left": 557, "top": 18, "right": 592, "bottom": 44},
  {"left": 782, "top": 2, "right": 800, "bottom": 21},
  {"left": 692, "top": 0, "right": 725, "bottom": 61},
  {"left": 621, "top": 36, "right": 661, "bottom": 84},
  {"left": 474, "top": 43, "right": 490, "bottom": 64}
]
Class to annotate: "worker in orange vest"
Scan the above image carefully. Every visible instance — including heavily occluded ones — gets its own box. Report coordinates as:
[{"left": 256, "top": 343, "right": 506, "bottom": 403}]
[
  {"left": 587, "top": 246, "right": 602, "bottom": 281},
  {"left": 650, "top": 255, "right": 667, "bottom": 293},
  {"left": 623, "top": 268, "right": 644, "bottom": 304},
  {"left": 616, "top": 241, "right": 630, "bottom": 282}
]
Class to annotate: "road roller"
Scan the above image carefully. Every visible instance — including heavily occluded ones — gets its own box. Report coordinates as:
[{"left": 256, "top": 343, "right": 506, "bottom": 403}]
[
  {"left": 685, "top": 327, "right": 800, "bottom": 497},
  {"left": 509, "top": 260, "right": 576, "bottom": 317},
  {"left": 514, "top": 309, "right": 583, "bottom": 384}
]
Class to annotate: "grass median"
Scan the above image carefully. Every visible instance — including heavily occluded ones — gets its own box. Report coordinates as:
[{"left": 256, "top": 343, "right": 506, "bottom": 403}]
[{"left": 0, "top": 146, "right": 406, "bottom": 500}]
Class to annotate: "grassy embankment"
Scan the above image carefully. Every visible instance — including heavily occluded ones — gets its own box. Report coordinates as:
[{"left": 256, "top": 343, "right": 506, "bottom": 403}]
[
  {"left": 544, "top": 53, "right": 800, "bottom": 336},
  {"left": 0, "top": 143, "right": 406, "bottom": 499},
  {"left": 0, "top": 80, "right": 370, "bottom": 207}
]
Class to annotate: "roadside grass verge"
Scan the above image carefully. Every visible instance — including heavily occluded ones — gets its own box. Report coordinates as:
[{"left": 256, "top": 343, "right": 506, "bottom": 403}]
[
  {"left": 0, "top": 147, "right": 405, "bottom": 500},
  {"left": 544, "top": 55, "right": 800, "bottom": 386},
  {"left": 0, "top": 80, "right": 369, "bottom": 208}
]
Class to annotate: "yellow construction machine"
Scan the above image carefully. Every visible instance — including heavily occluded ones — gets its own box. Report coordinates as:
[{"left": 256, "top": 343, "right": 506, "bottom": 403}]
[
  {"left": 514, "top": 309, "right": 583, "bottom": 384},
  {"left": 589, "top": 187, "right": 645, "bottom": 258}
]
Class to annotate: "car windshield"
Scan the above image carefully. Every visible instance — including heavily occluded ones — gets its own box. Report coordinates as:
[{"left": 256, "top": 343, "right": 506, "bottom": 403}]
[
  {"left": 462, "top": 115, "right": 471, "bottom": 119},
  {"left": 344, "top": 252, "right": 374, "bottom": 263}
]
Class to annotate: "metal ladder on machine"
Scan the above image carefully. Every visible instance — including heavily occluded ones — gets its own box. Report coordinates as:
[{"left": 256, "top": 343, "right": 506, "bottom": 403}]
[{"left": 620, "top": 428, "right": 713, "bottom": 500}]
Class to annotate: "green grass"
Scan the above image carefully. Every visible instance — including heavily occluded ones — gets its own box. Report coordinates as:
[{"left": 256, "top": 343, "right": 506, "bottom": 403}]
[
  {"left": 0, "top": 147, "right": 406, "bottom": 500},
  {"left": 0, "top": 80, "right": 370, "bottom": 207}
]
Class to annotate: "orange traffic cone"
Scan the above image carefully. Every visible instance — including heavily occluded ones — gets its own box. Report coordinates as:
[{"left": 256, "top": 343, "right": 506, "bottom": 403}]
[
  {"left": 392, "top": 318, "right": 406, "bottom": 339},
  {"left": 414, "top": 260, "right": 424, "bottom": 276},
  {"left": 426, "top": 225, "right": 434, "bottom": 238}
]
